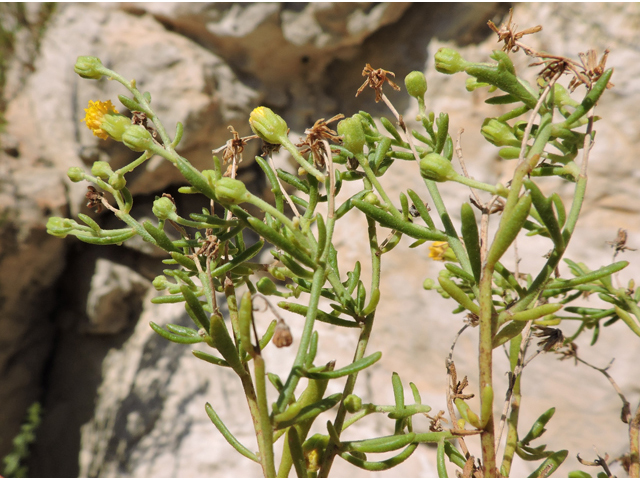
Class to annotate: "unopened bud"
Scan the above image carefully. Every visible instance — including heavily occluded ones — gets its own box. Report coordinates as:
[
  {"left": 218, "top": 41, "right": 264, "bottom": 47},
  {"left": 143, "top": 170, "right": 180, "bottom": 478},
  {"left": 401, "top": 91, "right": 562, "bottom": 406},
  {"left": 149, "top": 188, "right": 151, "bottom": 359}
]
[
  {"left": 419, "top": 153, "right": 458, "bottom": 182},
  {"left": 249, "top": 106, "right": 288, "bottom": 144},
  {"left": 404, "top": 71, "right": 428, "bottom": 99},
  {"left": 67, "top": 167, "right": 85, "bottom": 183},
  {"left": 152, "top": 196, "right": 177, "bottom": 221},
  {"left": 122, "top": 124, "right": 153, "bottom": 152},
  {"left": 213, "top": 177, "right": 249, "bottom": 205},
  {"left": 74, "top": 56, "right": 104, "bottom": 80},
  {"left": 434, "top": 48, "right": 469, "bottom": 74},
  {"left": 337, "top": 115, "right": 366, "bottom": 155}
]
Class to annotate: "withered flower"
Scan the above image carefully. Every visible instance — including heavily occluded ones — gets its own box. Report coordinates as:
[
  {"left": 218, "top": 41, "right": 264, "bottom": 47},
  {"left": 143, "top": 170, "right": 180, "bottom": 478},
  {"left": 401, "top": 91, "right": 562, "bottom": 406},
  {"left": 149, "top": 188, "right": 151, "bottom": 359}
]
[
  {"left": 272, "top": 319, "right": 293, "bottom": 348},
  {"left": 533, "top": 326, "right": 564, "bottom": 352},
  {"left": 85, "top": 186, "right": 104, "bottom": 213},
  {"left": 356, "top": 64, "right": 401, "bottom": 103},
  {"left": 569, "top": 49, "right": 613, "bottom": 92},
  {"left": 220, "top": 126, "right": 257, "bottom": 165},
  {"left": 296, "top": 114, "right": 344, "bottom": 168},
  {"left": 607, "top": 228, "right": 636, "bottom": 258},
  {"left": 487, "top": 8, "right": 542, "bottom": 54},
  {"left": 425, "top": 410, "right": 448, "bottom": 432}
]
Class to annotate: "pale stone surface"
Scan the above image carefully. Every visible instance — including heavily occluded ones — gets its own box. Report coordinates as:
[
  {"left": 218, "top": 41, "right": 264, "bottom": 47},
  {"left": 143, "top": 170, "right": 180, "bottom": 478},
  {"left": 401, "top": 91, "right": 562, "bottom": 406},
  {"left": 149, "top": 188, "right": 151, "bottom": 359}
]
[{"left": 1, "top": 2, "right": 639, "bottom": 478}]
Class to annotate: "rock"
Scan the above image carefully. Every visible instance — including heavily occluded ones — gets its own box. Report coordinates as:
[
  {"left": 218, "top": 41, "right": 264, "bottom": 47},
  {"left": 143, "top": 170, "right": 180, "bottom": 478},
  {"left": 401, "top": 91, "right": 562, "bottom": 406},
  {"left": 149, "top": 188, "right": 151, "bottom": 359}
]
[{"left": 85, "top": 259, "right": 150, "bottom": 335}]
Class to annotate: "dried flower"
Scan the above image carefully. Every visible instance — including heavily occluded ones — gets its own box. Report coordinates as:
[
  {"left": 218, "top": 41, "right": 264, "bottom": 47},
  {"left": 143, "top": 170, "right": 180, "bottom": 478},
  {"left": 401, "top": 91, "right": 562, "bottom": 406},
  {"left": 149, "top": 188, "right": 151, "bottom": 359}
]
[
  {"left": 356, "top": 64, "right": 401, "bottom": 103},
  {"left": 487, "top": 8, "right": 542, "bottom": 53},
  {"left": 607, "top": 228, "right": 636, "bottom": 258},
  {"left": 296, "top": 114, "right": 344, "bottom": 168}
]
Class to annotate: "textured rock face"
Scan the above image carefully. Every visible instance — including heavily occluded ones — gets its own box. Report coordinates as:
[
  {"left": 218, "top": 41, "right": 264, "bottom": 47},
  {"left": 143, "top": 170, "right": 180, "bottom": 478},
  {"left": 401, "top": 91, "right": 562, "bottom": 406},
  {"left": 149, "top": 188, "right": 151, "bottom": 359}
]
[{"left": 1, "top": 2, "right": 639, "bottom": 477}]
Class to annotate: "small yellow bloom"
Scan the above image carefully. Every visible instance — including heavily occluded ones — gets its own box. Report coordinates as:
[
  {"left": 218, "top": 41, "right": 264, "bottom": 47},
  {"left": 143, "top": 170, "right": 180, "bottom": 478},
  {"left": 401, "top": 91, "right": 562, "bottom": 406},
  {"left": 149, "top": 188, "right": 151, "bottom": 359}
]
[
  {"left": 428, "top": 241, "right": 450, "bottom": 262},
  {"left": 82, "top": 100, "right": 119, "bottom": 140}
]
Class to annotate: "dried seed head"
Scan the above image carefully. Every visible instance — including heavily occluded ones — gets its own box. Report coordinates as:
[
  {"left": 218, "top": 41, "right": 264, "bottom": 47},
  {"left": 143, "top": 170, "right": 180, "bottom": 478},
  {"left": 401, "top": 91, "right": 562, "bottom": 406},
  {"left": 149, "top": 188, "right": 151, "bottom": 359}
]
[{"left": 272, "top": 319, "right": 293, "bottom": 348}]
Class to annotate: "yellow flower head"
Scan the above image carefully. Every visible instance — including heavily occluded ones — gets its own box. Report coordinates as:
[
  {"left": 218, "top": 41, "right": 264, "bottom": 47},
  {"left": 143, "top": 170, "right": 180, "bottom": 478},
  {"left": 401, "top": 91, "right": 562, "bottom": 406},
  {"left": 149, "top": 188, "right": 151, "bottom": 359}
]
[
  {"left": 428, "top": 241, "right": 451, "bottom": 262},
  {"left": 82, "top": 100, "right": 119, "bottom": 140}
]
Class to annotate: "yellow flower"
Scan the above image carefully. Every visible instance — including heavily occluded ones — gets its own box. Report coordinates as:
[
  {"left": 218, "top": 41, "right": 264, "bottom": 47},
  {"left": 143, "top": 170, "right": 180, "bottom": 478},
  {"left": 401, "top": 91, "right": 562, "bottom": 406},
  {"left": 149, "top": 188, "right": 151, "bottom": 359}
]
[
  {"left": 82, "top": 100, "right": 119, "bottom": 140},
  {"left": 429, "top": 241, "right": 451, "bottom": 262}
]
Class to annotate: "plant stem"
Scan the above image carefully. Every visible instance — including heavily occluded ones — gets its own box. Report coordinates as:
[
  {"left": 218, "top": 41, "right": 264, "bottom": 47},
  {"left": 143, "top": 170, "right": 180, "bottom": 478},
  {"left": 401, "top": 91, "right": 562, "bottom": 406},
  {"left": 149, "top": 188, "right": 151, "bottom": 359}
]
[
  {"left": 253, "top": 354, "right": 276, "bottom": 477},
  {"left": 318, "top": 216, "right": 381, "bottom": 477}
]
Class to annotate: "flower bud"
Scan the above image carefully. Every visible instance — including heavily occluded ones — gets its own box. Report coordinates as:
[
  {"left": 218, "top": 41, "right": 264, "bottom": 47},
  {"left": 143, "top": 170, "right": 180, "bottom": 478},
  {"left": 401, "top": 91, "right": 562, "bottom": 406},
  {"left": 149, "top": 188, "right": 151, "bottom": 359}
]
[
  {"left": 67, "top": 167, "right": 85, "bottom": 183},
  {"left": 363, "top": 192, "right": 380, "bottom": 206},
  {"left": 423, "top": 278, "right": 436, "bottom": 290},
  {"left": 91, "top": 161, "right": 113, "bottom": 180},
  {"left": 214, "top": 177, "right": 249, "bottom": 205},
  {"left": 344, "top": 394, "right": 362, "bottom": 413},
  {"left": 419, "top": 153, "right": 458, "bottom": 182},
  {"left": 46, "top": 217, "right": 76, "bottom": 238},
  {"left": 108, "top": 172, "right": 126, "bottom": 190},
  {"left": 74, "top": 56, "right": 104, "bottom": 80},
  {"left": 152, "top": 275, "right": 169, "bottom": 291},
  {"left": 337, "top": 115, "right": 366, "bottom": 156},
  {"left": 481, "top": 118, "right": 520, "bottom": 147},
  {"left": 122, "top": 124, "right": 153, "bottom": 152},
  {"left": 100, "top": 113, "right": 132, "bottom": 142},
  {"left": 257, "top": 277, "right": 279, "bottom": 296},
  {"left": 152, "top": 196, "right": 177, "bottom": 221},
  {"left": 434, "top": 48, "right": 469, "bottom": 74},
  {"left": 404, "top": 71, "right": 428, "bottom": 99},
  {"left": 249, "top": 106, "right": 288, "bottom": 145}
]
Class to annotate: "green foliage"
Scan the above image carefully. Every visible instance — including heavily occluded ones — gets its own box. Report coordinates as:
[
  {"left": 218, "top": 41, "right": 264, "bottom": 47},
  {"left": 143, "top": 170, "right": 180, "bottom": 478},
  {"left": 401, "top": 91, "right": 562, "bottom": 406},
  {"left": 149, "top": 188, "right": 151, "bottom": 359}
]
[
  {"left": 45, "top": 11, "right": 639, "bottom": 478},
  {"left": 2, "top": 402, "right": 42, "bottom": 478}
]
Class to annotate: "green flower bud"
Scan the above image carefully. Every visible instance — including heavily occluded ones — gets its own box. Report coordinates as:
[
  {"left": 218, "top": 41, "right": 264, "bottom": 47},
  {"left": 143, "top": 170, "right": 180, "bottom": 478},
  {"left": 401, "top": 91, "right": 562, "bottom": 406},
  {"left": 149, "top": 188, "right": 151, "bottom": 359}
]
[
  {"left": 423, "top": 278, "right": 436, "bottom": 290},
  {"left": 108, "top": 172, "right": 126, "bottom": 190},
  {"left": 100, "top": 113, "right": 132, "bottom": 142},
  {"left": 481, "top": 118, "right": 520, "bottom": 147},
  {"left": 434, "top": 48, "right": 469, "bottom": 74},
  {"left": 214, "top": 177, "right": 249, "bottom": 205},
  {"left": 344, "top": 394, "right": 362, "bottom": 413},
  {"left": 257, "top": 277, "right": 279, "bottom": 295},
  {"left": 46, "top": 217, "right": 75, "bottom": 238},
  {"left": 363, "top": 192, "right": 380, "bottom": 206},
  {"left": 405, "top": 71, "right": 428, "bottom": 99},
  {"left": 91, "top": 161, "right": 114, "bottom": 180},
  {"left": 419, "top": 153, "right": 458, "bottom": 182},
  {"left": 152, "top": 275, "right": 169, "bottom": 290},
  {"left": 152, "top": 196, "right": 177, "bottom": 220},
  {"left": 337, "top": 115, "right": 366, "bottom": 156},
  {"left": 67, "top": 167, "right": 85, "bottom": 183},
  {"left": 249, "top": 106, "right": 288, "bottom": 144},
  {"left": 122, "top": 124, "right": 153, "bottom": 152},
  {"left": 74, "top": 56, "right": 104, "bottom": 80}
]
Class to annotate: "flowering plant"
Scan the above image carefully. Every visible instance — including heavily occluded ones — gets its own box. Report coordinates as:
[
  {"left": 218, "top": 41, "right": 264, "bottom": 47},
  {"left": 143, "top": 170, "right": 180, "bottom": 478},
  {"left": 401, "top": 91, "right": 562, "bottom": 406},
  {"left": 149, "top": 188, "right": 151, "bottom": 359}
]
[{"left": 47, "top": 12, "right": 639, "bottom": 478}]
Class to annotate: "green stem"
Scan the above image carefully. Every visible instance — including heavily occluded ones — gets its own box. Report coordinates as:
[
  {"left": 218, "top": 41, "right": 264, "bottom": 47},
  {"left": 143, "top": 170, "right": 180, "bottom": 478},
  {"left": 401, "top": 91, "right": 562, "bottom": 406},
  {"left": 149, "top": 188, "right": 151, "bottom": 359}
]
[
  {"left": 318, "top": 216, "right": 381, "bottom": 477},
  {"left": 355, "top": 153, "right": 403, "bottom": 220},
  {"left": 274, "top": 264, "right": 326, "bottom": 414},
  {"left": 254, "top": 354, "right": 276, "bottom": 477}
]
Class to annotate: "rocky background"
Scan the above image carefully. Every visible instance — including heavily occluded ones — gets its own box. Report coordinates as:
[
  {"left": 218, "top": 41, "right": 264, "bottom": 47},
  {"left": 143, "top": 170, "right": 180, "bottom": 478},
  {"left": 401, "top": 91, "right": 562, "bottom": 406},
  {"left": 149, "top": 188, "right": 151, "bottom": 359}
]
[{"left": 1, "top": 2, "right": 639, "bottom": 477}]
